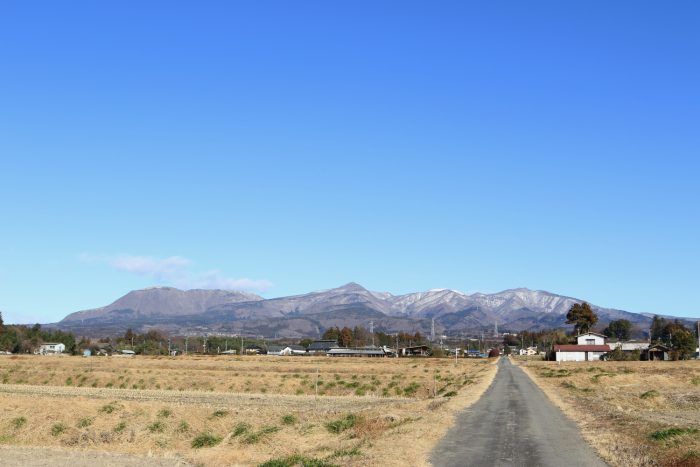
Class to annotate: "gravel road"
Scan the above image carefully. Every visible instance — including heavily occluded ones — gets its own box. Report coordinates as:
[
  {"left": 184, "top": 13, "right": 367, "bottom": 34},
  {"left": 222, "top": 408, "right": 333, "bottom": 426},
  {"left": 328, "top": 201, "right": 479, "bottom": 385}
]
[{"left": 430, "top": 358, "right": 608, "bottom": 467}]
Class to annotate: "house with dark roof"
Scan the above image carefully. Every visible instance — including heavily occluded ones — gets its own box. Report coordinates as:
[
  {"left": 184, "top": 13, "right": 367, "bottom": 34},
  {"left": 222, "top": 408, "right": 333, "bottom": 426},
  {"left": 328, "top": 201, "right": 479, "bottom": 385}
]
[
  {"left": 327, "top": 346, "right": 390, "bottom": 358},
  {"left": 307, "top": 340, "right": 339, "bottom": 354}
]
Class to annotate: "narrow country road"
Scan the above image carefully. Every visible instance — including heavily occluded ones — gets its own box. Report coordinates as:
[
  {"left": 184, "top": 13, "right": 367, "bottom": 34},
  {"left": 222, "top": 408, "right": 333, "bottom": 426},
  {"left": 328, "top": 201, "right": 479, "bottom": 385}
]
[{"left": 430, "top": 358, "right": 607, "bottom": 467}]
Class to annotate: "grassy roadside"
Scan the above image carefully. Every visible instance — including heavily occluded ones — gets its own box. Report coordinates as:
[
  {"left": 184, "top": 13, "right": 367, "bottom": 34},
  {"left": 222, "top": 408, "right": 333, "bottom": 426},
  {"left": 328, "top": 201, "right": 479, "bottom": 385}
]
[{"left": 515, "top": 357, "right": 700, "bottom": 467}]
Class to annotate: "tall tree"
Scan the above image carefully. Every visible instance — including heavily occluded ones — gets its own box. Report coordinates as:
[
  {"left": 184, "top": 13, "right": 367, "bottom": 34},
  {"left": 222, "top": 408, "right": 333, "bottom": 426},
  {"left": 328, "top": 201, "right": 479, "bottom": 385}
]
[
  {"left": 339, "top": 327, "right": 354, "bottom": 347},
  {"left": 565, "top": 302, "right": 598, "bottom": 335},
  {"left": 650, "top": 316, "right": 668, "bottom": 343},
  {"left": 603, "top": 319, "right": 632, "bottom": 340},
  {"left": 663, "top": 320, "right": 696, "bottom": 359}
]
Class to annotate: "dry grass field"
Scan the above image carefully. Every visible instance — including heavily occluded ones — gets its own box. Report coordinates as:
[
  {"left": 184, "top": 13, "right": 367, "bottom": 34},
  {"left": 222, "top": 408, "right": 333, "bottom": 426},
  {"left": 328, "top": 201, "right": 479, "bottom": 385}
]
[
  {"left": 0, "top": 355, "right": 497, "bottom": 466},
  {"left": 518, "top": 358, "right": 700, "bottom": 467}
]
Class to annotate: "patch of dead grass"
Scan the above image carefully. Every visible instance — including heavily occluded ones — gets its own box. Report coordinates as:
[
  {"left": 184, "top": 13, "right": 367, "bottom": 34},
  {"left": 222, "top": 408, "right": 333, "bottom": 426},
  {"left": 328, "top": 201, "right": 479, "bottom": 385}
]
[
  {"left": 0, "top": 355, "right": 498, "bottom": 466},
  {"left": 517, "top": 358, "right": 700, "bottom": 467}
]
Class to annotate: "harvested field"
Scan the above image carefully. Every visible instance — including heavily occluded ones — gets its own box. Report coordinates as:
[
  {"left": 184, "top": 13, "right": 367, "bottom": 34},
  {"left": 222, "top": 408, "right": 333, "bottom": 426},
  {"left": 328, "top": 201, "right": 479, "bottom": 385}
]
[
  {"left": 0, "top": 355, "right": 497, "bottom": 466},
  {"left": 517, "top": 358, "right": 700, "bottom": 467}
]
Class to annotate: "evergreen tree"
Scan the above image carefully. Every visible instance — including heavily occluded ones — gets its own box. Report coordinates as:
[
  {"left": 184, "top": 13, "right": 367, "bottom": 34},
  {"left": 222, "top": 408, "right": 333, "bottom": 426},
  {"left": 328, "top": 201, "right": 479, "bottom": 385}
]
[
  {"left": 565, "top": 302, "right": 598, "bottom": 335},
  {"left": 603, "top": 319, "right": 632, "bottom": 340}
]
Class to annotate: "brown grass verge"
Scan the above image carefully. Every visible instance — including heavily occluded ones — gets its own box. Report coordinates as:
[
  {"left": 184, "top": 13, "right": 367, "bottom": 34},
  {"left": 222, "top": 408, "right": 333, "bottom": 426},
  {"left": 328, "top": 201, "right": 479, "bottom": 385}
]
[{"left": 516, "top": 357, "right": 700, "bottom": 467}]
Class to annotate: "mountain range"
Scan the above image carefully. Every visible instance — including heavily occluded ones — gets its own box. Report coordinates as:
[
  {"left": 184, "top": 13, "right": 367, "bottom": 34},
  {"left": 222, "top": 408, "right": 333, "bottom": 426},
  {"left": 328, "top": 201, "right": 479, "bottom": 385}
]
[{"left": 52, "top": 283, "right": 694, "bottom": 338}]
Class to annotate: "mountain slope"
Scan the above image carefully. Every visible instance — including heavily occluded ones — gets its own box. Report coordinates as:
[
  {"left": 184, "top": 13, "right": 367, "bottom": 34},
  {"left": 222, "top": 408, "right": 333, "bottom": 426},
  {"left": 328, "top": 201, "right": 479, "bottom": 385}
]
[
  {"left": 55, "top": 283, "right": 693, "bottom": 337},
  {"left": 61, "top": 287, "right": 262, "bottom": 323}
]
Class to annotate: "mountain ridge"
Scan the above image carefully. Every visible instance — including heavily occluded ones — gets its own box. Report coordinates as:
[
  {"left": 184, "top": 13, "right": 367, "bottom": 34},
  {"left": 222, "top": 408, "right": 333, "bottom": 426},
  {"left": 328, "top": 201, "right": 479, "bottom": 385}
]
[{"left": 54, "top": 283, "right": 695, "bottom": 338}]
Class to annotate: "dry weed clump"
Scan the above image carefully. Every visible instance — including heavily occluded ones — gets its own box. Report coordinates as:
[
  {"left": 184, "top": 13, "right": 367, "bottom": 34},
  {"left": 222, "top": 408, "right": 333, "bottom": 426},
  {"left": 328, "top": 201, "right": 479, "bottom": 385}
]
[{"left": 519, "top": 359, "right": 700, "bottom": 467}]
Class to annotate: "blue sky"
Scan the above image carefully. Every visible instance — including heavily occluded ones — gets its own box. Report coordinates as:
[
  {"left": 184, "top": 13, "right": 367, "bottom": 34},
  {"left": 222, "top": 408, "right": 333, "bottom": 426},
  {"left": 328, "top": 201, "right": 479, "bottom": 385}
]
[{"left": 1, "top": 1, "right": 698, "bottom": 323}]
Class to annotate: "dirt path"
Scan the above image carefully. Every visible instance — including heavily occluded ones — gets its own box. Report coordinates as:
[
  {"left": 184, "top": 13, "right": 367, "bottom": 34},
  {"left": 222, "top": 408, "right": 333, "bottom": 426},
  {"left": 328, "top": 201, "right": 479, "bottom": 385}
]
[
  {"left": 0, "top": 383, "right": 407, "bottom": 411},
  {"left": 0, "top": 446, "right": 191, "bottom": 467},
  {"left": 430, "top": 358, "right": 607, "bottom": 467}
]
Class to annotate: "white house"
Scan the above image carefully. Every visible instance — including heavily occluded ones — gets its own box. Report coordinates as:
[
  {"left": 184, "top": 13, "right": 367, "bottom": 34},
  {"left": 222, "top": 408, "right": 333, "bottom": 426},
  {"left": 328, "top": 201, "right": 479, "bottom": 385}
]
[
  {"left": 554, "top": 333, "right": 610, "bottom": 362},
  {"left": 38, "top": 343, "right": 66, "bottom": 354}
]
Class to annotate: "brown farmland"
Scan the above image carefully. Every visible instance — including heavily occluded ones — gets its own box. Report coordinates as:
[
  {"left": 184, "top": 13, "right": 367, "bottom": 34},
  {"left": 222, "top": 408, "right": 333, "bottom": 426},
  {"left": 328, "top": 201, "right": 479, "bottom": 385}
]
[
  {"left": 0, "top": 355, "right": 497, "bottom": 466},
  {"left": 517, "top": 358, "right": 700, "bottom": 467}
]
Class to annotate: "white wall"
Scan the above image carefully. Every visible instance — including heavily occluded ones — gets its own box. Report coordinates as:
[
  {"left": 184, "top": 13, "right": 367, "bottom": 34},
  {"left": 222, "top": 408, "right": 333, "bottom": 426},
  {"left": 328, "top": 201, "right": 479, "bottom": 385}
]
[
  {"left": 576, "top": 334, "right": 605, "bottom": 345},
  {"left": 556, "top": 350, "right": 607, "bottom": 362},
  {"left": 556, "top": 351, "right": 586, "bottom": 362}
]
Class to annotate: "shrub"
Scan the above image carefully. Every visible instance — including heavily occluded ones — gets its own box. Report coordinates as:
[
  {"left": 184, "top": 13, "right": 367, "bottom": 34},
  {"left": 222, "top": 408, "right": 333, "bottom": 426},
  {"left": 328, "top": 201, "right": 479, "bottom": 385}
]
[
  {"left": 51, "top": 423, "right": 66, "bottom": 436},
  {"left": 210, "top": 409, "right": 229, "bottom": 419},
  {"left": 176, "top": 421, "right": 190, "bottom": 433},
  {"left": 11, "top": 417, "right": 26, "bottom": 429},
  {"left": 640, "top": 390, "right": 660, "bottom": 400},
  {"left": 258, "top": 454, "right": 338, "bottom": 467},
  {"left": 77, "top": 417, "right": 93, "bottom": 428},
  {"left": 443, "top": 391, "right": 458, "bottom": 397},
  {"left": 157, "top": 408, "right": 172, "bottom": 418},
  {"left": 191, "top": 432, "right": 222, "bottom": 448},
  {"left": 403, "top": 382, "right": 420, "bottom": 396},
  {"left": 99, "top": 403, "right": 117, "bottom": 414},
  {"left": 650, "top": 427, "right": 698, "bottom": 441},
  {"left": 243, "top": 426, "right": 279, "bottom": 444},
  {"left": 232, "top": 422, "right": 251, "bottom": 437},
  {"left": 325, "top": 414, "right": 357, "bottom": 434},
  {"left": 113, "top": 422, "right": 127, "bottom": 433},
  {"left": 282, "top": 414, "right": 297, "bottom": 425},
  {"left": 147, "top": 421, "right": 165, "bottom": 433}
]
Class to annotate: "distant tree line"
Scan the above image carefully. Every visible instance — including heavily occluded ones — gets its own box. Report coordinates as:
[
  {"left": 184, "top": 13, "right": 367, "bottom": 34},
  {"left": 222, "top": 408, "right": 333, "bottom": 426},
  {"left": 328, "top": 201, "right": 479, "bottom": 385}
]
[
  {"left": 0, "top": 314, "right": 77, "bottom": 354},
  {"left": 321, "top": 326, "right": 424, "bottom": 348}
]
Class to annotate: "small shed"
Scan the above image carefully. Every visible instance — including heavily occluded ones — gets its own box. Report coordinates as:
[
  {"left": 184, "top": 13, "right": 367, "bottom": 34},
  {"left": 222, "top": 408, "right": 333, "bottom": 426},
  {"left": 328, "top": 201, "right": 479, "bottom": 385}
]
[{"left": 644, "top": 344, "right": 670, "bottom": 361}]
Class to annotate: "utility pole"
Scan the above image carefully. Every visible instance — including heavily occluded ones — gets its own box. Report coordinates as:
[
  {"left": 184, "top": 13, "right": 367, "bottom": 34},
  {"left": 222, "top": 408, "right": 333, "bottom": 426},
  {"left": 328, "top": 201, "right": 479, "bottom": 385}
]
[
  {"left": 370, "top": 320, "right": 374, "bottom": 347},
  {"left": 185, "top": 336, "right": 188, "bottom": 355},
  {"left": 431, "top": 318, "right": 435, "bottom": 342},
  {"left": 315, "top": 367, "right": 319, "bottom": 397},
  {"left": 167, "top": 337, "right": 171, "bottom": 356}
]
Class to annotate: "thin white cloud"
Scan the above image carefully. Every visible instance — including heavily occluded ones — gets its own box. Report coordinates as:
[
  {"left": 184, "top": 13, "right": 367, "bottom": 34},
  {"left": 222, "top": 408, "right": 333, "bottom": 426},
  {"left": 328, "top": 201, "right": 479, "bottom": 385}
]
[
  {"left": 79, "top": 254, "right": 272, "bottom": 293},
  {"left": 111, "top": 255, "right": 191, "bottom": 277}
]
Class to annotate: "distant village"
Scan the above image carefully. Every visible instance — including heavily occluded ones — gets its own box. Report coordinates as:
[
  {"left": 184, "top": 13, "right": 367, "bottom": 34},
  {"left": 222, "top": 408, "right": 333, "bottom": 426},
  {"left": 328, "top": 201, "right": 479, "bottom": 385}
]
[{"left": 1, "top": 307, "right": 698, "bottom": 361}]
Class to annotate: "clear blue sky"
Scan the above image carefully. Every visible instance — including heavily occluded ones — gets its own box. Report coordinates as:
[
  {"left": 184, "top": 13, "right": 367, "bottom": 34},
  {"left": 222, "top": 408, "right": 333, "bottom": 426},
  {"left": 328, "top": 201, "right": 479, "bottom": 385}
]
[{"left": 1, "top": 1, "right": 698, "bottom": 323}]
